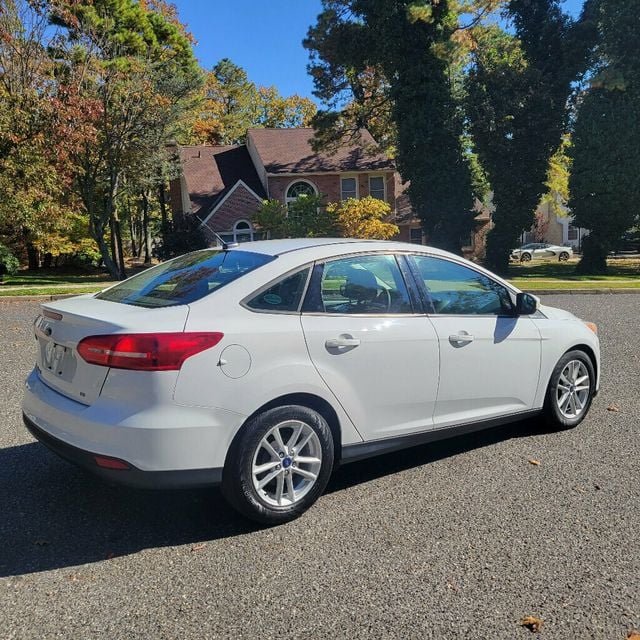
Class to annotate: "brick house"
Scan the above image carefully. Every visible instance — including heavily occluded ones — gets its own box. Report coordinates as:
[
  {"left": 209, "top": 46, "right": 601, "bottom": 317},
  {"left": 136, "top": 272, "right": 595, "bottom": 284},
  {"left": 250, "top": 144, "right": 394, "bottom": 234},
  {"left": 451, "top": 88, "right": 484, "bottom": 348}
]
[{"left": 169, "top": 127, "right": 428, "bottom": 246}]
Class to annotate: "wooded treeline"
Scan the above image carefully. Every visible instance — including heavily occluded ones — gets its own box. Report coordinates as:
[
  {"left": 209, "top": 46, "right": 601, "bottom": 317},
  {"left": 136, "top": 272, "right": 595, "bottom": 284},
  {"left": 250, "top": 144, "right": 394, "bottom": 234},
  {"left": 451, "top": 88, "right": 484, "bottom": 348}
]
[
  {"left": 306, "top": 0, "right": 639, "bottom": 274},
  {"left": 0, "top": 0, "right": 315, "bottom": 279},
  {"left": 0, "top": 0, "right": 638, "bottom": 278}
]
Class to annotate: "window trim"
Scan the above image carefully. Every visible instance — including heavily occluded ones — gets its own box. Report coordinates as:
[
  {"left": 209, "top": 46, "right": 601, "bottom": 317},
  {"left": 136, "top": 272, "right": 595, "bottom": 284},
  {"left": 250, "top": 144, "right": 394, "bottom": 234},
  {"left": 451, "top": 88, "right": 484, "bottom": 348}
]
[
  {"left": 340, "top": 175, "right": 359, "bottom": 201},
  {"left": 368, "top": 174, "right": 386, "bottom": 201},
  {"left": 406, "top": 253, "right": 517, "bottom": 318},
  {"left": 301, "top": 251, "right": 418, "bottom": 317}
]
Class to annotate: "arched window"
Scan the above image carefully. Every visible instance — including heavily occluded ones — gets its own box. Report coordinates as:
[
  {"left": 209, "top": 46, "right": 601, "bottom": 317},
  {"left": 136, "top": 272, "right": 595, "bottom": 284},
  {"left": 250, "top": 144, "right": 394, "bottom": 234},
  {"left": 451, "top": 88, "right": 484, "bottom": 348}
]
[
  {"left": 286, "top": 180, "right": 317, "bottom": 204},
  {"left": 233, "top": 219, "right": 254, "bottom": 243}
]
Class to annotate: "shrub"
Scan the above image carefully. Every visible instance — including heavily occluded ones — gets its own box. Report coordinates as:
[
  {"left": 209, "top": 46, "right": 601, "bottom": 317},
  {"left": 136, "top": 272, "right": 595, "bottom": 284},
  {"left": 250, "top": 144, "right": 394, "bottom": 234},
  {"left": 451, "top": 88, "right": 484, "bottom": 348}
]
[{"left": 0, "top": 243, "right": 20, "bottom": 280}]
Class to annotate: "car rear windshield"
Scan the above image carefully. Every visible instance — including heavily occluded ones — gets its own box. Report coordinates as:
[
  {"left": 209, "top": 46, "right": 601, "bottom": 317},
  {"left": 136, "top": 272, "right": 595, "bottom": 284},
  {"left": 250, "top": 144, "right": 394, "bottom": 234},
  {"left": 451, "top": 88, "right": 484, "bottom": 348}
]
[{"left": 96, "top": 249, "right": 275, "bottom": 308}]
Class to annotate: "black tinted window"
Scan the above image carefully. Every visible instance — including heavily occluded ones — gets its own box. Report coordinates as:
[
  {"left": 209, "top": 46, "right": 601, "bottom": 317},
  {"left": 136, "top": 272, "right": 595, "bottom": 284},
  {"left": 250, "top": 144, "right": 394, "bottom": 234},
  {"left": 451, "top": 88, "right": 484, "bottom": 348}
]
[
  {"left": 97, "top": 250, "right": 275, "bottom": 308},
  {"left": 412, "top": 255, "right": 513, "bottom": 315},
  {"left": 247, "top": 268, "right": 310, "bottom": 312}
]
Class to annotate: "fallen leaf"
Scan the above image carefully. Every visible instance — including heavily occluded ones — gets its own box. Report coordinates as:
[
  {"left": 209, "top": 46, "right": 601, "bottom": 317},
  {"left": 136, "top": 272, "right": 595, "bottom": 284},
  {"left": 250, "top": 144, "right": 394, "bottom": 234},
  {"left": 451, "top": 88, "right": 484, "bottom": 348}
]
[
  {"left": 520, "top": 616, "right": 544, "bottom": 633},
  {"left": 607, "top": 403, "right": 620, "bottom": 412},
  {"left": 627, "top": 632, "right": 640, "bottom": 640},
  {"left": 33, "top": 540, "right": 49, "bottom": 546},
  {"left": 191, "top": 543, "right": 206, "bottom": 552},
  {"left": 528, "top": 459, "right": 541, "bottom": 466}
]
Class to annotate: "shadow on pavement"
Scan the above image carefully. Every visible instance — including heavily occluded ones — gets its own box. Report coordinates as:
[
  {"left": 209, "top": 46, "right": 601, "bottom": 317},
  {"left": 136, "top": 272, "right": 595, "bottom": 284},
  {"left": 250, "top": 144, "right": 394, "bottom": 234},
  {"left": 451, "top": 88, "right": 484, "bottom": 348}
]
[{"left": 1, "top": 416, "right": 548, "bottom": 577}]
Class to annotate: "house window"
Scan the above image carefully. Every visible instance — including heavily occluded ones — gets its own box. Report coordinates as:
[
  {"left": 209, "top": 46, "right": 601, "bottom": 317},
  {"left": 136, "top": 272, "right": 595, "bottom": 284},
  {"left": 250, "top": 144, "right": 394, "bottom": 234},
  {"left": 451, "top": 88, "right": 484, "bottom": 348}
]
[
  {"left": 233, "top": 220, "right": 253, "bottom": 243},
  {"left": 286, "top": 180, "right": 317, "bottom": 204},
  {"left": 369, "top": 175, "right": 385, "bottom": 201},
  {"left": 568, "top": 226, "right": 579, "bottom": 241},
  {"left": 341, "top": 177, "right": 357, "bottom": 200},
  {"left": 410, "top": 228, "right": 423, "bottom": 244}
]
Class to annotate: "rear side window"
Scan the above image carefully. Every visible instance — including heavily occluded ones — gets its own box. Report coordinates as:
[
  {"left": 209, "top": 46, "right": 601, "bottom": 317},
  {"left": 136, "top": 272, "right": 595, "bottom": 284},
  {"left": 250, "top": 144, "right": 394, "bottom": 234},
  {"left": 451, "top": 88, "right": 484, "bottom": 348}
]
[
  {"left": 246, "top": 268, "right": 310, "bottom": 312},
  {"left": 96, "top": 250, "right": 275, "bottom": 308}
]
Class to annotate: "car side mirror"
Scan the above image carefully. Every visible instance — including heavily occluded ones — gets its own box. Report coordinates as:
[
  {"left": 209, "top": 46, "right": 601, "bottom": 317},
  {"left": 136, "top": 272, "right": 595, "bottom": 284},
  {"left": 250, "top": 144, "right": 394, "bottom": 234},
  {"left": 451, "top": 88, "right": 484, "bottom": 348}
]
[{"left": 516, "top": 292, "right": 539, "bottom": 315}]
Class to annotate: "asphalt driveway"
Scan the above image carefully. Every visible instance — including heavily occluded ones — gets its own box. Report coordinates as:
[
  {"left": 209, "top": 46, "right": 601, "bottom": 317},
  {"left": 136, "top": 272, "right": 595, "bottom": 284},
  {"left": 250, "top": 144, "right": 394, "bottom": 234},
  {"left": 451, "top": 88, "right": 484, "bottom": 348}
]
[{"left": 1, "top": 296, "right": 638, "bottom": 639}]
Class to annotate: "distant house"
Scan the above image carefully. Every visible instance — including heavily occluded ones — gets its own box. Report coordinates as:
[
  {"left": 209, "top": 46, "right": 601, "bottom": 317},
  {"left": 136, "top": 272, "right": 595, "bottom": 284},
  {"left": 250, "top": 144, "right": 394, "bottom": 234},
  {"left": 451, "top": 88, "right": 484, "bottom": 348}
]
[
  {"left": 169, "top": 127, "right": 493, "bottom": 251},
  {"left": 520, "top": 200, "right": 587, "bottom": 251}
]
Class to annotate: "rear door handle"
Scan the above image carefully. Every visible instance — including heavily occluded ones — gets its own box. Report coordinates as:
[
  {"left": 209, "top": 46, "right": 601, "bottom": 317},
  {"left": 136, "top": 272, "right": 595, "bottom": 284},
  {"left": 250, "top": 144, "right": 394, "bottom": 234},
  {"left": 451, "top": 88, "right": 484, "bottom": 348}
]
[
  {"left": 449, "top": 333, "right": 474, "bottom": 345},
  {"left": 325, "top": 336, "right": 361, "bottom": 349}
]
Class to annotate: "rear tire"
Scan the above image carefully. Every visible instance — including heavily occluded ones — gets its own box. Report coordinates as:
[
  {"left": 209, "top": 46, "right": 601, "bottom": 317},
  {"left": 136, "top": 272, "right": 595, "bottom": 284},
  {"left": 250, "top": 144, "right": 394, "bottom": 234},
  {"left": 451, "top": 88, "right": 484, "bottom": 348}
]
[
  {"left": 221, "top": 405, "right": 334, "bottom": 525},
  {"left": 520, "top": 253, "right": 532, "bottom": 262},
  {"left": 559, "top": 252, "right": 570, "bottom": 262},
  {"left": 543, "top": 350, "right": 595, "bottom": 430}
]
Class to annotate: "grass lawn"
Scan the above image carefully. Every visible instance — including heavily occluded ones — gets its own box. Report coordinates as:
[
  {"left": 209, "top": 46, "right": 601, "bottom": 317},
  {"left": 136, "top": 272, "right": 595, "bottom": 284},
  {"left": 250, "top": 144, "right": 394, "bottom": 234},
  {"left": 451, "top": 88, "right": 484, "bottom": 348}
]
[
  {"left": 506, "top": 256, "right": 640, "bottom": 289},
  {"left": 1, "top": 271, "right": 113, "bottom": 286},
  {"left": 0, "top": 265, "right": 150, "bottom": 297}
]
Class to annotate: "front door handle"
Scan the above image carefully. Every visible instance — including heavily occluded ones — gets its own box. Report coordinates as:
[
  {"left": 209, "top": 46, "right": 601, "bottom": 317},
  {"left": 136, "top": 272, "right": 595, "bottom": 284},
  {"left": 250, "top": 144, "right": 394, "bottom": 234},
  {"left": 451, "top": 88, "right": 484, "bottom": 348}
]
[
  {"left": 449, "top": 333, "right": 474, "bottom": 345},
  {"left": 325, "top": 335, "right": 361, "bottom": 349}
]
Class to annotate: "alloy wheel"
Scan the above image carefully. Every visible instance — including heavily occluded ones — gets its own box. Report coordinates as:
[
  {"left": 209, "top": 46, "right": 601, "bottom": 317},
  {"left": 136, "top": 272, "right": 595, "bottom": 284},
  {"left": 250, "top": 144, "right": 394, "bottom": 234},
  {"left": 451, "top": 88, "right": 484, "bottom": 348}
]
[
  {"left": 556, "top": 360, "right": 590, "bottom": 419},
  {"left": 251, "top": 420, "right": 322, "bottom": 507}
]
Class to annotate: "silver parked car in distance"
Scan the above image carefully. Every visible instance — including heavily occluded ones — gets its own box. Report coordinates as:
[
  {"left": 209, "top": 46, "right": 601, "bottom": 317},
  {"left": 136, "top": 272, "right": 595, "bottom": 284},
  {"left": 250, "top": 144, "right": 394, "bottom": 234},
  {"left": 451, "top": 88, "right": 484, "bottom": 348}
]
[{"left": 512, "top": 243, "right": 573, "bottom": 262}]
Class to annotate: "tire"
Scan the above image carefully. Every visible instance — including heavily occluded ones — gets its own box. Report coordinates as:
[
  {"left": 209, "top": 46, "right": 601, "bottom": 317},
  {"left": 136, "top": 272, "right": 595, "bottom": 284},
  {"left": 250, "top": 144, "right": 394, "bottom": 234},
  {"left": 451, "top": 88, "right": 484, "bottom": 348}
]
[
  {"left": 520, "top": 253, "right": 532, "bottom": 262},
  {"left": 543, "top": 350, "right": 596, "bottom": 430},
  {"left": 221, "top": 405, "right": 334, "bottom": 525},
  {"left": 559, "top": 252, "right": 570, "bottom": 262}
]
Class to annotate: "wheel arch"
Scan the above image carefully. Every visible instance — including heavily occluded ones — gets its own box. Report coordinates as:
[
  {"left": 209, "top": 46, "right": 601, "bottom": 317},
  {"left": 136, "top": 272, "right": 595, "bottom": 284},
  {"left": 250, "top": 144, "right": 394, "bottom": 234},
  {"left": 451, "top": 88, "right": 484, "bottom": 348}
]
[
  {"left": 226, "top": 393, "right": 343, "bottom": 467},
  {"left": 566, "top": 343, "right": 598, "bottom": 382}
]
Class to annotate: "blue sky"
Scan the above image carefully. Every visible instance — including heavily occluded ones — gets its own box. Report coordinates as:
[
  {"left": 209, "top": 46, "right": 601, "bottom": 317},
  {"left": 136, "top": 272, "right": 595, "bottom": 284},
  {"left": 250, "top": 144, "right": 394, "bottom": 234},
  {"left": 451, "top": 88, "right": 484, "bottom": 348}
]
[{"left": 172, "top": 0, "right": 586, "bottom": 102}]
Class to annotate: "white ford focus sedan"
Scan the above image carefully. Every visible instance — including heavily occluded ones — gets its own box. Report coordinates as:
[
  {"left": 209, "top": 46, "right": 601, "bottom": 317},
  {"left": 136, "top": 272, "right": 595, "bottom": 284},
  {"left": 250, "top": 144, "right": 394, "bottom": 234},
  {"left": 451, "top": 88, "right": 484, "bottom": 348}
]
[{"left": 23, "top": 239, "right": 600, "bottom": 524}]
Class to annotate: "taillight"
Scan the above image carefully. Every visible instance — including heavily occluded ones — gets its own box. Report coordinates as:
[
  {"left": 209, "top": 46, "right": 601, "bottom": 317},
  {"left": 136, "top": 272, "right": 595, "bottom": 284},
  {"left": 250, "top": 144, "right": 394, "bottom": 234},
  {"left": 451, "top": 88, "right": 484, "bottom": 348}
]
[{"left": 77, "top": 332, "right": 223, "bottom": 371}]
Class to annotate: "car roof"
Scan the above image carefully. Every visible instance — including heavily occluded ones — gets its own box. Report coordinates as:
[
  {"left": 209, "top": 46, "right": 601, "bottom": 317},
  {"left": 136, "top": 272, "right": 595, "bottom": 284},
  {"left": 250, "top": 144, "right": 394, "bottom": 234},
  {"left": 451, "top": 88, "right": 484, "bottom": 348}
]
[{"left": 228, "top": 238, "right": 453, "bottom": 258}]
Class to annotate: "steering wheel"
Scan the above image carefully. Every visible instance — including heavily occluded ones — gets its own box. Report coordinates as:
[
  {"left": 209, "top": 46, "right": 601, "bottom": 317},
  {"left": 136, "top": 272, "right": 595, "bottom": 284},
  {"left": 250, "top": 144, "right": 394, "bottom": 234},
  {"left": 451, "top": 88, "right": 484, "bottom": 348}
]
[{"left": 368, "top": 286, "right": 392, "bottom": 313}]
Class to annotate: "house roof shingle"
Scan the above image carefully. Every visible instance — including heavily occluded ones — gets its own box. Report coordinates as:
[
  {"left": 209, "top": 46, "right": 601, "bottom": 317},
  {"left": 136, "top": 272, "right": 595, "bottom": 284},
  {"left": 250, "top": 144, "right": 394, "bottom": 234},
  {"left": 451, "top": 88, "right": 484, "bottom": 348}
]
[
  {"left": 248, "top": 128, "right": 394, "bottom": 175},
  {"left": 177, "top": 145, "right": 266, "bottom": 217}
]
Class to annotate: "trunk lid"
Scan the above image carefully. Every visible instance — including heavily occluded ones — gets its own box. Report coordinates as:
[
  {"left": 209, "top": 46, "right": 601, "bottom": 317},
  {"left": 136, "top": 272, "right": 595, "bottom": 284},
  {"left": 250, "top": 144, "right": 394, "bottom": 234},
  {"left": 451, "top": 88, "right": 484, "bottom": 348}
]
[{"left": 34, "top": 294, "right": 189, "bottom": 404}]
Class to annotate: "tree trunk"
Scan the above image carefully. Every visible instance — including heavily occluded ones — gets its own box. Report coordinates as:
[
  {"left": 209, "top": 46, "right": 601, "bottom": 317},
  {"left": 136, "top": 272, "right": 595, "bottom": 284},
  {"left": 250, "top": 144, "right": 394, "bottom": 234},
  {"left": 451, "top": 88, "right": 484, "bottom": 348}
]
[
  {"left": 158, "top": 180, "right": 169, "bottom": 246},
  {"left": 25, "top": 243, "right": 39, "bottom": 270},
  {"left": 576, "top": 234, "right": 609, "bottom": 275},
  {"left": 142, "top": 190, "right": 151, "bottom": 264},
  {"left": 129, "top": 215, "right": 139, "bottom": 258},
  {"left": 106, "top": 171, "right": 127, "bottom": 280},
  {"left": 93, "top": 218, "right": 119, "bottom": 279}
]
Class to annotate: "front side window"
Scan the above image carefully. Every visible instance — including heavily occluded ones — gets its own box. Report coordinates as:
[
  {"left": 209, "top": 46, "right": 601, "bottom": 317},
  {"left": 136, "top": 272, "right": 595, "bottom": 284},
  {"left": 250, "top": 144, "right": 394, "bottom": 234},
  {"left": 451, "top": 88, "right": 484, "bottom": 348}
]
[
  {"left": 246, "top": 268, "right": 310, "bottom": 312},
  {"left": 340, "top": 177, "right": 357, "bottom": 200},
  {"left": 368, "top": 175, "right": 385, "bottom": 200},
  {"left": 97, "top": 250, "right": 275, "bottom": 308},
  {"left": 306, "top": 254, "right": 412, "bottom": 315},
  {"left": 411, "top": 255, "right": 513, "bottom": 316}
]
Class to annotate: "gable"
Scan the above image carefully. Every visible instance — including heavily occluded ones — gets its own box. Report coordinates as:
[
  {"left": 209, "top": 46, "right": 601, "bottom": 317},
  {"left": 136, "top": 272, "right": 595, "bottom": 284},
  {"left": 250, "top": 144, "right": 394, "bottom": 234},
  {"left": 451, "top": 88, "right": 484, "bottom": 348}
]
[
  {"left": 247, "top": 128, "right": 395, "bottom": 175},
  {"left": 177, "top": 145, "right": 266, "bottom": 217},
  {"left": 200, "top": 180, "right": 264, "bottom": 234}
]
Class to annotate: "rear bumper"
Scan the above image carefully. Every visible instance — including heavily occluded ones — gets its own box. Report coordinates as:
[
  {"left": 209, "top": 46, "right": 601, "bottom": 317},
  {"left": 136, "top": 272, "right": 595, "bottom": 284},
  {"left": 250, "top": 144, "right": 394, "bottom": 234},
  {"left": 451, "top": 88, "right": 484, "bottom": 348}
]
[{"left": 23, "top": 413, "right": 222, "bottom": 489}]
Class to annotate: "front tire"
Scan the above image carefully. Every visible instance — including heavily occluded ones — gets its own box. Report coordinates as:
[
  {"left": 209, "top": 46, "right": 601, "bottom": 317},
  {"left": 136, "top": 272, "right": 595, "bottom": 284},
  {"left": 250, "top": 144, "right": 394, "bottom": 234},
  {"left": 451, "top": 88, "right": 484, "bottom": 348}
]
[
  {"left": 221, "top": 405, "right": 334, "bottom": 524},
  {"left": 543, "top": 350, "right": 595, "bottom": 430},
  {"left": 520, "top": 252, "right": 532, "bottom": 262}
]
